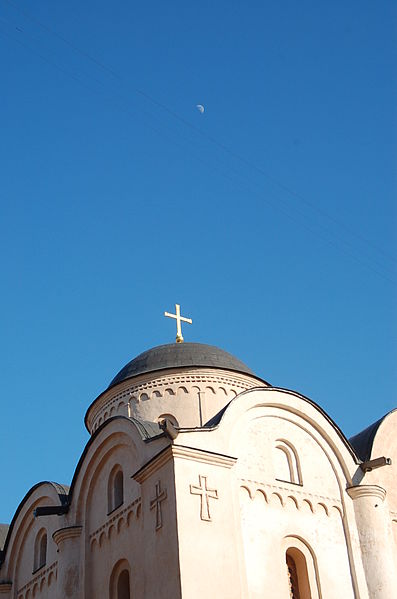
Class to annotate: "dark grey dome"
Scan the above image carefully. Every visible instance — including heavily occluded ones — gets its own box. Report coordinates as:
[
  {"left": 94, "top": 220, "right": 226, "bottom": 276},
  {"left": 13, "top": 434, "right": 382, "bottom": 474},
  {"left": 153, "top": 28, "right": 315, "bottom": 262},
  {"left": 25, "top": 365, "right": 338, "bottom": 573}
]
[{"left": 108, "top": 343, "right": 256, "bottom": 388}]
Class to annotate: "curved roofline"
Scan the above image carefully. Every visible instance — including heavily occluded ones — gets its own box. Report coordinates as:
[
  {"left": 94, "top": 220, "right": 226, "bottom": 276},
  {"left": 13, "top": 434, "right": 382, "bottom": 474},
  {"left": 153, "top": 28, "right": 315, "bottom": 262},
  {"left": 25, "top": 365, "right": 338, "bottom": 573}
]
[
  {"left": 84, "top": 364, "right": 268, "bottom": 433},
  {"left": 66, "top": 416, "right": 166, "bottom": 510},
  {"left": 0, "top": 418, "right": 165, "bottom": 566},
  {"left": 202, "top": 385, "right": 362, "bottom": 464},
  {"left": 107, "top": 343, "right": 260, "bottom": 388},
  {"left": 349, "top": 408, "right": 397, "bottom": 462},
  {"left": 2, "top": 388, "right": 373, "bottom": 566},
  {"left": 0, "top": 481, "right": 69, "bottom": 566}
]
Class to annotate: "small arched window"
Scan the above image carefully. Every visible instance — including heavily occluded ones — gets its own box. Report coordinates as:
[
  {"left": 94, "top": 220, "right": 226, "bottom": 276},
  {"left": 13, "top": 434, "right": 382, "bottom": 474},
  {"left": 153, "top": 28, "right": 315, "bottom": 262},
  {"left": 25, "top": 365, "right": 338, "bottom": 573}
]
[
  {"left": 33, "top": 529, "right": 47, "bottom": 572},
  {"left": 274, "top": 440, "right": 302, "bottom": 485},
  {"left": 108, "top": 466, "right": 124, "bottom": 513},
  {"left": 286, "top": 548, "right": 311, "bottom": 599}
]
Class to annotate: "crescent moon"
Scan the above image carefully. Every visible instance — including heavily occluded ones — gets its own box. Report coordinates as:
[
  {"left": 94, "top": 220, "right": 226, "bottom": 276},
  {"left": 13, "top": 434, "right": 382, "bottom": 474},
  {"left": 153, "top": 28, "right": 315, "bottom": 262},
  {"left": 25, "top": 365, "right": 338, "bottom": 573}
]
[{"left": 196, "top": 104, "right": 205, "bottom": 114}]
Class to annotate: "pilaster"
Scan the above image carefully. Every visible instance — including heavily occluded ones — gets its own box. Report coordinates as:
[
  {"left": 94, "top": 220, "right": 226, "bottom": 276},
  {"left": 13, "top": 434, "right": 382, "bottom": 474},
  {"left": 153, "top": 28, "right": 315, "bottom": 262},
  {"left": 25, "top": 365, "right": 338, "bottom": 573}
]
[
  {"left": 52, "top": 526, "right": 83, "bottom": 599},
  {"left": 171, "top": 444, "right": 246, "bottom": 599},
  {"left": 347, "top": 485, "right": 397, "bottom": 599}
]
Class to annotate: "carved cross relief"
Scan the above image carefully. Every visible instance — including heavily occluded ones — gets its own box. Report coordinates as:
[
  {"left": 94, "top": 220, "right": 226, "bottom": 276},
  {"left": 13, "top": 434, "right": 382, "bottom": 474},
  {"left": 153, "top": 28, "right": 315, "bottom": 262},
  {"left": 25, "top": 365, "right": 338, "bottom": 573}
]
[
  {"left": 150, "top": 481, "right": 167, "bottom": 530},
  {"left": 190, "top": 475, "right": 218, "bottom": 521}
]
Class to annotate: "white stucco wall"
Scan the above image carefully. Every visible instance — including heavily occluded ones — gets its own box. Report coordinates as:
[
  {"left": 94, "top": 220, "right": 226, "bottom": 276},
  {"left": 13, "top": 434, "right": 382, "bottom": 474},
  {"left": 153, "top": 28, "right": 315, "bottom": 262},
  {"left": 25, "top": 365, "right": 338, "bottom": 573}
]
[{"left": 1, "top": 375, "right": 396, "bottom": 599}]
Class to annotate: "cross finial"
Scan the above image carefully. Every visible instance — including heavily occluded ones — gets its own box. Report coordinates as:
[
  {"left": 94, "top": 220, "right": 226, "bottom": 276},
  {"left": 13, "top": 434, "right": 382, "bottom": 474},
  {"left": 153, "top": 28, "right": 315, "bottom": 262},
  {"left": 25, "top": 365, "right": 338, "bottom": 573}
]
[{"left": 164, "top": 303, "right": 192, "bottom": 343}]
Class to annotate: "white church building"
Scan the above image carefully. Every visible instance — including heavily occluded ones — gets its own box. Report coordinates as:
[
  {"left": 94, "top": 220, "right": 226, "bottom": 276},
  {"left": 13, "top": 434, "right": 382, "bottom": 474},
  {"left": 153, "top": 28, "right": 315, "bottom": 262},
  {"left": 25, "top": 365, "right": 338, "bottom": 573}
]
[{"left": 0, "top": 314, "right": 396, "bottom": 598}]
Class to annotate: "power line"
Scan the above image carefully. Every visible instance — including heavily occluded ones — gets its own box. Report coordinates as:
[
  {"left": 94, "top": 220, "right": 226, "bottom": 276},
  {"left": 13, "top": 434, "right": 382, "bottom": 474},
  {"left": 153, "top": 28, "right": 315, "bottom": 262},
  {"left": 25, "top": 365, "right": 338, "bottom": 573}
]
[
  {"left": 1, "top": 3, "right": 395, "bottom": 284},
  {"left": 3, "top": 0, "right": 395, "bottom": 268},
  {"left": 3, "top": 0, "right": 120, "bottom": 80}
]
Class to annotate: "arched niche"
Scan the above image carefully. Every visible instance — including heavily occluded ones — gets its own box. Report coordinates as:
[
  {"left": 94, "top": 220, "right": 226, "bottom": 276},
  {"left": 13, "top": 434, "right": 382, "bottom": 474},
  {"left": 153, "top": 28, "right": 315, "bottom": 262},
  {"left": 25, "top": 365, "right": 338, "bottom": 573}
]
[{"left": 109, "top": 559, "right": 131, "bottom": 599}]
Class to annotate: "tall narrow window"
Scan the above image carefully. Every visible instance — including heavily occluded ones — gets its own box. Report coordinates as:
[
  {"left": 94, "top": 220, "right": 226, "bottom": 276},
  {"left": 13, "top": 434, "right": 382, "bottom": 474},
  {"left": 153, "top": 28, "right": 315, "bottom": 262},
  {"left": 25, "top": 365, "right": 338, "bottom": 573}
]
[
  {"left": 114, "top": 470, "right": 124, "bottom": 509},
  {"left": 286, "top": 548, "right": 311, "bottom": 599},
  {"left": 287, "top": 554, "right": 301, "bottom": 599},
  {"left": 108, "top": 466, "right": 124, "bottom": 513},
  {"left": 117, "top": 569, "right": 131, "bottom": 599},
  {"left": 33, "top": 529, "right": 47, "bottom": 572}
]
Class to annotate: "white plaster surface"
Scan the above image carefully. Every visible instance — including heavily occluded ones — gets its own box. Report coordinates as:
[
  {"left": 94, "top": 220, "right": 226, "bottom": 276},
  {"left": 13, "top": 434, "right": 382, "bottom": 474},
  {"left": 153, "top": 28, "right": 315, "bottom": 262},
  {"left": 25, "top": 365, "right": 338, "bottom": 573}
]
[{"left": 1, "top": 362, "right": 396, "bottom": 599}]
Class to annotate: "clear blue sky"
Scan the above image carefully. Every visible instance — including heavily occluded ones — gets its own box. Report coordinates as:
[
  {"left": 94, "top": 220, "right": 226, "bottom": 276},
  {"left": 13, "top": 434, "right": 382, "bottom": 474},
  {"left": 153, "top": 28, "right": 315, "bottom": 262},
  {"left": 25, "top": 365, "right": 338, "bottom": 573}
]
[{"left": 0, "top": 0, "right": 396, "bottom": 523}]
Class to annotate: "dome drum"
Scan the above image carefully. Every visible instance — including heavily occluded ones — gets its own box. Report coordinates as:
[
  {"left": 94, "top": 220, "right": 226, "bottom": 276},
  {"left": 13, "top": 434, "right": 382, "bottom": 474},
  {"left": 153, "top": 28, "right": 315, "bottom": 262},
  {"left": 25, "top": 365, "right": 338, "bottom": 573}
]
[{"left": 85, "top": 343, "right": 267, "bottom": 433}]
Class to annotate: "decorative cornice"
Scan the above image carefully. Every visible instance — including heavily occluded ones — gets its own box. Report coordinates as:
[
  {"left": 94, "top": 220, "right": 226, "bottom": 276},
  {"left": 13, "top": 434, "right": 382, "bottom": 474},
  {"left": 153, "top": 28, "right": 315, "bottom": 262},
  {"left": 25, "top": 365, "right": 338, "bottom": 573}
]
[
  {"left": 133, "top": 445, "right": 237, "bottom": 484},
  {"left": 89, "top": 497, "right": 141, "bottom": 545},
  {"left": 52, "top": 526, "right": 82, "bottom": 546},
  {"left": 133, "top": 447, "right": 173, "bottom": 483},
  {"left": 239, "top": 478, "right": 343, "bottom": 517},
  {"left": 0, "top": 582, "right": 12, "bottom": 593},
  {"left": 240, "top": 478, "right": 341, "bottom": 505},
  {"left": 17, "top": 561, "right": 57, "bottom": 595},
  {"left": 346, "top": 485, "right": 386, "bottom": 501},
  {"left": 88, "top": 368, "right": 260, "bottom": 431},
  {"left": 171, "top": 445, "right": 237, "bottom": 468}
]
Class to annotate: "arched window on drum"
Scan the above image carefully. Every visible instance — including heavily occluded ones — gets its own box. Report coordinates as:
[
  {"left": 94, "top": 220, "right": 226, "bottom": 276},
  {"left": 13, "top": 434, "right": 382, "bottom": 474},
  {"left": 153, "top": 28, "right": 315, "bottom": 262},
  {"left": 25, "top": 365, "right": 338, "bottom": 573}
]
[{"left": 158, "top": 413, "right": 179, "bottom": 428}]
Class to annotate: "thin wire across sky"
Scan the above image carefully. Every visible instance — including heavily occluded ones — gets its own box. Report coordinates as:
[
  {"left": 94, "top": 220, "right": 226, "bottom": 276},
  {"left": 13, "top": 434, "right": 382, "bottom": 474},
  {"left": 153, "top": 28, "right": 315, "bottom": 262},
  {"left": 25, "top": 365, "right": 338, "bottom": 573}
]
[{"left": 1, "top": 0, "right": 395, "bottom": 284}]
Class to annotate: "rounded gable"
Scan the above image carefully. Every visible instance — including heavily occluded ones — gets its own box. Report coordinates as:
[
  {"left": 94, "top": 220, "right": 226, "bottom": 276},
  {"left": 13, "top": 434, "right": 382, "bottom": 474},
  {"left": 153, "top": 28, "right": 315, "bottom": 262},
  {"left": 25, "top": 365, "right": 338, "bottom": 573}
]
[{"left": 0, "top": 481, "right": 69, "bottom": 569}]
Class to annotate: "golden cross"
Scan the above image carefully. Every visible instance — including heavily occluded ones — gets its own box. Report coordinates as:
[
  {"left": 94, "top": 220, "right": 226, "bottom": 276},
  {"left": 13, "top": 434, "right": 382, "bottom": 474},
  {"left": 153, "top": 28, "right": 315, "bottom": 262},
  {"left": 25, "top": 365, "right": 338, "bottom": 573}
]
[{"left": 164, "top": 303, "right": 192, "bottom": 343}]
